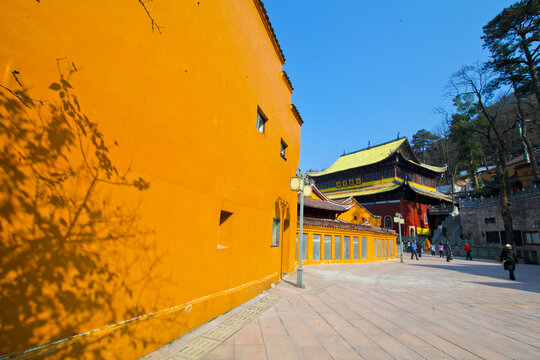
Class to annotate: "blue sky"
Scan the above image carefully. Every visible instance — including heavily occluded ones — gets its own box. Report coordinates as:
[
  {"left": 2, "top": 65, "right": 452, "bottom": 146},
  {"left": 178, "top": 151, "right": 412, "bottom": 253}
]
[{"left": 264, "top": 1, "right": 518, "bottom": 171}]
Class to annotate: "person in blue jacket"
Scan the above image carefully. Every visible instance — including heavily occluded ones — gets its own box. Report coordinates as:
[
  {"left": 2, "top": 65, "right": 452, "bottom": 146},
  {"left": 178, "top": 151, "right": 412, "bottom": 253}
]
[{"left": 410, "top": 240, "right": 419, "bottom": 260}]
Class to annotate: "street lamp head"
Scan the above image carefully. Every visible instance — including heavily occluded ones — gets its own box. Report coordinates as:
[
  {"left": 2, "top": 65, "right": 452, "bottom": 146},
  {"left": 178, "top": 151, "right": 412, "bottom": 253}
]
[{"left": 290, "top": 177, "right": 304, "bottom": 191}]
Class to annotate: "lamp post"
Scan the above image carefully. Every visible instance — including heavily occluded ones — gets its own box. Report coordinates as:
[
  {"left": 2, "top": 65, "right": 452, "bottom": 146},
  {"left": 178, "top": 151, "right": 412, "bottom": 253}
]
[
  {"left": 394, "top": 212, "right": 405, "bottom": 263},
  {"left": 291, "top": 170, "right": 312, "bottom": 288}
]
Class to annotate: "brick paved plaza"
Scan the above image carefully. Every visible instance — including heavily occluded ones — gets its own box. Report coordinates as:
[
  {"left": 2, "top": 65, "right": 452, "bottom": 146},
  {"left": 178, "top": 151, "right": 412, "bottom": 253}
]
[{"left": 144, "top": 256, "right": 540, "bottom": 360}]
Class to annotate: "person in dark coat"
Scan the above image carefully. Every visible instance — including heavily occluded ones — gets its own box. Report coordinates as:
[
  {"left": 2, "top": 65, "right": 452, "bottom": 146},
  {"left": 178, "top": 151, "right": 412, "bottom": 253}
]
[
  {"left": 444, "top": 242, "right": 453, "bottom": 262},
  {"left": 500, "top": 244, "right": 518, "bottom": 280}
]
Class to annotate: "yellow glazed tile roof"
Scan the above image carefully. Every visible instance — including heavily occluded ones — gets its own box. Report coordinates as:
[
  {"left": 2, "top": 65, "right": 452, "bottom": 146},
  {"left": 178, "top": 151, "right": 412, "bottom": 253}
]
[
  {"left": 409, "top": 183, "right": 454, "bottom": 202},
  {"left": 310, "top": 139, "right": 406, "bottom": 177},
  {"left": 309, "top": 138, "right": 446, "bottom": 177},
  {"left": 417, "top": 163, "right": 447, "bottom": 173},
  {"left": 324, "top": 182, "right": 402, "bottom": 199}
]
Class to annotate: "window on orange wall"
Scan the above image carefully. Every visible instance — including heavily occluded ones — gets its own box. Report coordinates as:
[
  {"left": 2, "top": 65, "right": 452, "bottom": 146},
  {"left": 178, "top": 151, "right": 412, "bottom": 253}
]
[
  {"left": 353, "top": 237, "right": 359, "bottom": 259},
  {"left": 280, "top": 139, "right": 288, "bottom": 160},
  {"left": 334, "top": 236, "right": 341, "bottom": 260},
  {"left": 271, "top": 217, "right": 280, "bottom": 247},
  {"left": 324, "top": 235, "right": 332, "bottom": 260},
  {"left": 218, "top": 210, "right": 233, "bottom": 249},
  {"left": 312, "top": 234, "right": 321, "bottom": 260},
  {"left": 256, "top": 108, "right": 267, "bottom": 134},
  {"left": 361, "top": 237, "right": 367, "bottom": 259},
  {"left": 300, "top": 233, "right": 307, "bottom": 261},
  {"left": 384, "top": 216, "right": 393, "bottom": 228},
  {"left": 344, "top": 236, "right": 350, "bottom": 260},
  {"left": 311, "top": 234, "right": 321, "bottom": 261}
]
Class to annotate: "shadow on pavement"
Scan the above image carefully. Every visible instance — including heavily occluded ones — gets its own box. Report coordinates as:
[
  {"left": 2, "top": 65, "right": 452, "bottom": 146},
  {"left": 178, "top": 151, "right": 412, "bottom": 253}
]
[{"left": 410, "top": 261, "right": 540, "bottom": 294}]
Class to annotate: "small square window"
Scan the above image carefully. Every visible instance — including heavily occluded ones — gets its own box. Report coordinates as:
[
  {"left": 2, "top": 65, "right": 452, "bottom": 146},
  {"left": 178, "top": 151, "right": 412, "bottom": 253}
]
[
  {"left": 348, "top": 179, "right": 354, "bottom": 186},
  {"left": 280, "top": 139, "right": 287, "bottom": 160},
  {"left": 355, "top": 178, "right": 362, "bottom": 185},
  {"left": 256, "top": 108, "right": 267, "bottom": 134},
  {"left": 218, "top": 210, "right": 233, "bottom": 249},
  {"left": 336, "top": 181, "right": 341, "bottom": 188}
]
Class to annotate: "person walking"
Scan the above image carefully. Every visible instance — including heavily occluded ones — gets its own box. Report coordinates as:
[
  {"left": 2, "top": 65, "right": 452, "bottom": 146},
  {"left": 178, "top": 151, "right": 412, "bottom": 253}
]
[
  {"left": 500, "top": 244, "right": 518, "bottom": 280},
  {"left": 464, "top": 243, "right": 472, "bottom": 260},
  {"left": 417, "top": 240, "right": 422, "bottom": 258},
  {"left": 430, "top": 243, "right": 436, "bottom": 256},
  {"left": 407, "top": 240, "right": 411, "bottom": 253},
  {"left": 445, "top": 242, "right": 453, "bottom": 262},
  {"left": 438, "top": 242, "right": 444, "bottom": 258},
  {"left": 410, "top": 240, "right": 419, "bottom": 260}
]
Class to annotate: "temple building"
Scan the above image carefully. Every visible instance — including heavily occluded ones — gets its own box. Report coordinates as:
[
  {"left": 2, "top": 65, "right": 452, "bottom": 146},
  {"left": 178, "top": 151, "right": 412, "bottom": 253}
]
[
  {"left": 296, "top": 187, "right": 397, "bottom": 265},
  {"left": 309, "top": 138, "right": 454, "bottom": 242}
]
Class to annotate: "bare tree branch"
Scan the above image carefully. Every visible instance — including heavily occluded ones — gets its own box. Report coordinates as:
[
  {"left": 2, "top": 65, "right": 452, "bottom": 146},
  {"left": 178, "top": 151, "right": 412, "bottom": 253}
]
[{"left": 137, "top": 0, "right": 164, "bottom": 33}]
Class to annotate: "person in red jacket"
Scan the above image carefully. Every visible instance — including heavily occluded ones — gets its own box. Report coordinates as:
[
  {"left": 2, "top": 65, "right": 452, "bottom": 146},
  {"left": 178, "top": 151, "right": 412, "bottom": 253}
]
[{"left": 464, "top": 243, "right": 472, "bottom": 260}]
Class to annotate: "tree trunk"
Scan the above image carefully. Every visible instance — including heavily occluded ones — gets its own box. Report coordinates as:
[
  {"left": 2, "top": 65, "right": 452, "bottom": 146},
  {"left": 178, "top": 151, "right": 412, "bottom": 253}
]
[
  {"left": 522, "top": 134, "right": 540, "bottom": 184},
  {"left": 494, "top": 143, "right": 515, "bottom": 247},
  {"left": 513, "top": 86, "right": 540, "bottom": 184}
]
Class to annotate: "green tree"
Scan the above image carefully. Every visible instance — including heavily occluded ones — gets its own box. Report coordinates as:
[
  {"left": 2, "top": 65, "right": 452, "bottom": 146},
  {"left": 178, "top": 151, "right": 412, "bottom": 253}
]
[
  {"left": 448, "top": 64, "right": 517, "bottom": 246},
  {"left": 411, "top": 129, "right": 440, "bottom": 163},
  {"left": 483, "top": 0, "right": 540, "bottom": 105},
  {"left": 483, "top": 0, "right": 540, "bottom": 183}
]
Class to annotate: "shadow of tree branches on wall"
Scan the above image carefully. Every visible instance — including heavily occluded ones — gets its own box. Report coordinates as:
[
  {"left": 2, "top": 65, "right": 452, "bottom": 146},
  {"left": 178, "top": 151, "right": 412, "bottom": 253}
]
[{"left": 0, "top": 61, "right": 164, "bottom": 358}]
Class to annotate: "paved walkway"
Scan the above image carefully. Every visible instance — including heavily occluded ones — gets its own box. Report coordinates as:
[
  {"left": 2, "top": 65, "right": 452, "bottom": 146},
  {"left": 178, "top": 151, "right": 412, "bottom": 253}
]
[{"left": 143, "top": 255, "right": 540, "bottom": 360}]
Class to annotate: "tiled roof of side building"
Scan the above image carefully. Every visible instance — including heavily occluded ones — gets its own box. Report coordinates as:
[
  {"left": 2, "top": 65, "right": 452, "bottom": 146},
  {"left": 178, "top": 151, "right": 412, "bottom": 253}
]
[
  {"left": 337, "top": 197, "right": 382, "bottom": 219},
  {"left": 309, "top": 137, "right": 446, "bottom": 177},
  {"left": 302, "top": 196, "right": 351, "bottom": 212},
  {"left": 302, "top": 217, "right": 397, "bottom": 235}
]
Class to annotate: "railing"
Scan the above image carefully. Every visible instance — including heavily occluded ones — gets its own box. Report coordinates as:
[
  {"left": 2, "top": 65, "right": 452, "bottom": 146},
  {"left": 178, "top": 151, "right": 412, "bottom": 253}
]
[
  {"left": 459, "top": 185, "right": 540, "bottom": 207},
  {"left": 428, "top": 204, "right": 454, "bottom": 215}
]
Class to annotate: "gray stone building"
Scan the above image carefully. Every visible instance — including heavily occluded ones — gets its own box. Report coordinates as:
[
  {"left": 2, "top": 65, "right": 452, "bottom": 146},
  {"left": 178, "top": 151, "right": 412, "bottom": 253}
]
[{"left": 459, "top": 187, "right": 540, "bottom": 264}]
